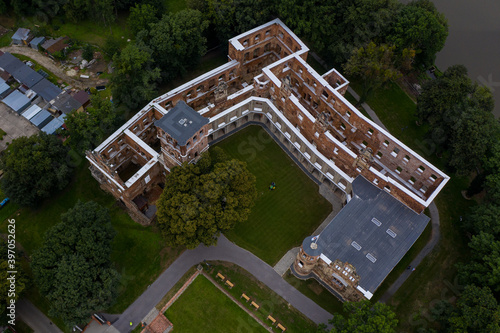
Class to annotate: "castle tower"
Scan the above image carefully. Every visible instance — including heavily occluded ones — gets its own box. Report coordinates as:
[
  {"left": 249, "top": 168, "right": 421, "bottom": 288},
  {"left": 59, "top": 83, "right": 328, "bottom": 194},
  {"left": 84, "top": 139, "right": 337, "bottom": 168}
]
[
  {"left": 294, "top": 235, "right": 322, "bottom": 276},
  {"left": 155, "top": 101, "right": 210, "bottom": 169}
]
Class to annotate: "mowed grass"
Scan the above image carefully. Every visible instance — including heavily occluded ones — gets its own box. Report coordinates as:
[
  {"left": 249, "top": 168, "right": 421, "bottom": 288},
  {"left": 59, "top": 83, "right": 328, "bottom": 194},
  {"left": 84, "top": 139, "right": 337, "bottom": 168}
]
[
  {"left": 216, "top": 125, "right": 332, "bottom": 265},
  {"left": 165, "top": 275, "right": 269, "bottom": 333},
  {"left": 0, "top": 161, "right": 180, "bottom": 329}
]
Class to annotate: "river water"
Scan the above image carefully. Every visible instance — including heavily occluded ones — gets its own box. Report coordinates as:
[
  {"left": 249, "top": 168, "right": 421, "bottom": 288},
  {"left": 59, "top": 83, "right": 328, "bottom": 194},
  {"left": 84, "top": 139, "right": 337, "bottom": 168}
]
[{"left": 401, "top": 0, "right": 500, "bottom": 117}]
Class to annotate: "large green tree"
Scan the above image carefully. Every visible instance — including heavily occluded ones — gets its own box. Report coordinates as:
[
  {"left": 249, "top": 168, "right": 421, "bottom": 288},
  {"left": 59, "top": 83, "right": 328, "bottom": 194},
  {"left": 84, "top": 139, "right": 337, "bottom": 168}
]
[
  {"left": 137, "top": 9, "right": 209, "bottom": 81},
  {"left": 156, "top": 147, "right": 257, "bottom": 249},
  {"left": 388, "top": 0, "right": 448, "bottom": 68},
  {"left": 344, "top": 42, "right": 402, "bottom": 103},
  {"left": 31, "top": 201, "right": 120, "bottom": 326},
  {"left": 63, "top": 95, "right": 119, "bottom": 154},
  {"left": 328, "top": 300, "right": 398, "bottom": 333},
  {"left": 110, "top": 43, "right": 161, "bottom": 109},
  {"left": 0, "top": 133, "right": 72, "bottom": 207},
  {"left": 128, "top": 3, "right": 159, "bottom": 35},
  {"left": 448, "top": 285, "right": 500, "bottom": 333}
]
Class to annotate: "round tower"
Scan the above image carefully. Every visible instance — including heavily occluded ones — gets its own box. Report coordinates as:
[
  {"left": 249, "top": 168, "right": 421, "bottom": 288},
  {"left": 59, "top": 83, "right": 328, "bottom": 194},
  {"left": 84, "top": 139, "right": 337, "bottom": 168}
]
[{"left": 293, "top": 235, "right": 322, "bottom": 276}]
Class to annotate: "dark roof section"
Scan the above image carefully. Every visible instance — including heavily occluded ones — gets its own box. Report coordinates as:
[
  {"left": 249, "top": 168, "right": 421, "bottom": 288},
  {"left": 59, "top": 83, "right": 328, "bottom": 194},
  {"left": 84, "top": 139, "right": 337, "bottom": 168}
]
[
  {"left": 31, "top": 79, "right": 62, "bottom": 102},
  {"left": 155, "top": 101, "right": 208, "bottom": 146},
  {"left": 72, "top": 90, "right": 90, "bottom": 106},
  {"left": 41, "top": 37, "right": 70, "bottom": 54},
  {"left": 310, "top": 176, "right": 429, "bottom": 294},
  {"left": 0, "top": 52, "right": 43, "bottom": 88},
  {"left": 52, "top": 91, "right": 82, "bottom": 114}
]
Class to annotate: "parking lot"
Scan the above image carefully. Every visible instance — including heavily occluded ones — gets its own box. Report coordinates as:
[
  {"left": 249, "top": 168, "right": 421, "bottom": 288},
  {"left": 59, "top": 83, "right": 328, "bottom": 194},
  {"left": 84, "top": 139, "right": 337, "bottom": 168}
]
[{"left": 0, "top": 103, "right": 39, "bottom": 151}]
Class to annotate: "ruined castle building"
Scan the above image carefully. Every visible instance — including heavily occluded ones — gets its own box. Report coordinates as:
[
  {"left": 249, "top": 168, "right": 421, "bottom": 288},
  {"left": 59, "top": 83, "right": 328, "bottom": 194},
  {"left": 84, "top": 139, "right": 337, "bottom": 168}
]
[{"left": 87, "top": 19, "right": 449, "bottom": 300}]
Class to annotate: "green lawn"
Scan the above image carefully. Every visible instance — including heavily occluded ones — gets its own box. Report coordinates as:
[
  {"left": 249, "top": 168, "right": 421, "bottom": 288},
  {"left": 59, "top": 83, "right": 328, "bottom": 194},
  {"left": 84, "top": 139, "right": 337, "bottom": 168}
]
[
  {"left": 206, "top": 262, "right": 318, "bottom": 333},
  {"left": 353, "top": 80, "right": 473, "bottom": 332},
  {"left": 0, "top": 161, "right": 181, "bottom": 330},
  {"left": 14, "top": 319, "right": 34, "bottom": 333},
  {"left": 165, "top": 274, "right": 269, "bottom": 333},
  {"left": 0, "top": 30, "right": 14, "bottom": 47},
  {"left": 215, "top": 125, "right": 332, "bottom": 265}
]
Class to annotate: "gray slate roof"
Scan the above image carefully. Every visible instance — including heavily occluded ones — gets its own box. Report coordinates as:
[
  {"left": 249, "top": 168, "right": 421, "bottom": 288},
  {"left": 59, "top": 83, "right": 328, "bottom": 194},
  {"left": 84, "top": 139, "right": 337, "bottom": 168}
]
[
  {"left": 0, "top": 52, "right": 43, "bottom": 88},
  {"left": 31, "top": 78, "right": 62, "bottom": 102},
  {"left": 51, "top": 91, "right": 82, "bottom": 114},
  {"left": 306, "top": 176, "right": 429, "bottom": 294},
  {"left": 155, "top": 101, "right": 208, "bottom": 146},
  {"left": 1, "top": 90, "right": 30, "bottom": 113}
]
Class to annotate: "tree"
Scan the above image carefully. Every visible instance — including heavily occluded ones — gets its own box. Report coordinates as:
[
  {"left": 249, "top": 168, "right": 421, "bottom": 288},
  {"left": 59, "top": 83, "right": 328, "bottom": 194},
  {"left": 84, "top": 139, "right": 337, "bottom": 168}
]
[
  {"left": 328, "top": 300, "right": 398, "bottom": 333},
  {"left": 110, "top": 43, "right": 161, "bottom": 109},
  {"left": 31, "top": 201, "right": 120, "bottom": 326},
  {"left": 156, "top": 147, "right": 257, "bottom": 249},
  {"left": 458, "top": 232, "right": 500, "bottom": 291},
  {"left": 207, "top": 0, "right": 275, "bottom": 42},
  {"left": 448, "top": 285, "right": 500, "bottom": 333},
  {"left": 63, "top": 95, "right": 119, "bottom": 154},
  {"left": 466, "top": 203, "right": 500, "bottom": 236},
  {"left": 137, "top": 9, "right": 209, "bottom": 81},
  {"left": 388, "top": 0, "right": 448, "bottom": 68},
  {"left": 0, "top": 133, "right": 72, "bottom": 207},
  {"left": 344, "top": 42, "right": 402, "bottom": 103},
  {"left": 82, "top": 44, "right": 94, "bottom": 61},
  {"left": 102, "top": 36, "right": 122, "bottom": 59},
  {"left": 128, "top": 3, "right": 159, "bottom": 35}
]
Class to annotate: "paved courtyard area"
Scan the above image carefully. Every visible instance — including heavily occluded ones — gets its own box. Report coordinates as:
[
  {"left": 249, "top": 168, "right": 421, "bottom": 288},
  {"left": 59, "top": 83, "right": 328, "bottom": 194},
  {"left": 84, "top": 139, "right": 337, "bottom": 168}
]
[{"left": 0, "top": 103, "right": 39, "bottom": 151}]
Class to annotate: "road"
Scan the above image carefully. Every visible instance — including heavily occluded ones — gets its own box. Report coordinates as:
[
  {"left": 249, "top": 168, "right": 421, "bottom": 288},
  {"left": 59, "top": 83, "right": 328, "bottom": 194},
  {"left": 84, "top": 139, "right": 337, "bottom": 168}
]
[{"left": 17, "top": 299, "right": 63, "bottom": 333}]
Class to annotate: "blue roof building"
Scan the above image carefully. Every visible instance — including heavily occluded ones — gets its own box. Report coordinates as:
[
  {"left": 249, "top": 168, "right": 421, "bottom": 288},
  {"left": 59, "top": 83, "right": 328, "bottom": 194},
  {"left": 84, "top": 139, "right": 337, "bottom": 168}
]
[
  {"left": 30, "top": 109, "right": 53, "bottom": 129},
  {"left": 30, "top": 36, "right": 46, "bottom": 49},
  {"left": 1, "top": 90, "right": 30, "bottom": 113},
  {"left": 11, "top": 28, "right": 32, "bottom": 45},
  {"left": 41, "top": 116, "right": 64, "bottom": 134},
  {"left": 21, "top": 104, "right": 42, "bottom": 120}
]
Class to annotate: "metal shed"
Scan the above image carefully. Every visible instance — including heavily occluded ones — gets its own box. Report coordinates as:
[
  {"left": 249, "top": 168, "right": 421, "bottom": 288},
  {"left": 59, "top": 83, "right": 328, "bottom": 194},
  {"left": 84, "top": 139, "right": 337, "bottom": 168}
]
[
  {"left": 41, "top": 117, "right": 63, "bottom": 134},
  {"left": 0, "top": 78, "right": 10, "bottom": 99},
  {"left": 30, "top": 109, "right": 53, "bottom": 129},
  {"left": 30, "top": 36, "right": 46, "bottom": 49},
  {"left": 11, "top": 28, "right": 31, "bottom": 45},
  {"left": 21, "top": 104, "right": 42, "bottom": 120},
  {"left": 31, "top": 79, "right": 62, "bottom": 102},
  {"left": 1, "top": 90, "right": 31, "bottom": 113}
]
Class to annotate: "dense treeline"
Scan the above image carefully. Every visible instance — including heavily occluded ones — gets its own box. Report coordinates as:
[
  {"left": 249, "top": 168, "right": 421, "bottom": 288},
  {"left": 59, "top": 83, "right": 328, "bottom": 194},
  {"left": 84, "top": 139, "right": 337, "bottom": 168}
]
[{"left": 413, "top": 65, "right": 500, "bottom": 332}]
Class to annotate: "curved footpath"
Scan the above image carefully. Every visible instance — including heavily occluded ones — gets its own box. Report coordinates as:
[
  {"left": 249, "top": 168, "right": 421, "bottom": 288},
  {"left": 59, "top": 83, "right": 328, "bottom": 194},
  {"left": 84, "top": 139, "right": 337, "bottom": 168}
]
[{"left": 109, "top": 235, "right": 333, "bottom": 332}]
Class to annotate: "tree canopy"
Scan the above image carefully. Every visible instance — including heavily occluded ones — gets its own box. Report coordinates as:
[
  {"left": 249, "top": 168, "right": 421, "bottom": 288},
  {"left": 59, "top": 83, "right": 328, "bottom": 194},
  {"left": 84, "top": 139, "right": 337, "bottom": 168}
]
[
  {"left": 110, "top": 43, "right": 161, "bottom": 109},
  {"left": 388, "top": 0, "right": 448, "bottom": 68},
  {"left": 344, "top": 42, "right": 403, "bottom": 103},
  {"left": 137, "top": 9, "right": 209, "bottom": 81},
  {"left": 156, "top": 147, "right": 257, "bottom": 249},
  {"left": 31, "top": 201, "right": 120, "bottom": 326},
  {"left": 128, "top": 3, "right": 159, "bottom": 35},
  {"left": 0, "top": 133, "right": 72, "bottom": 207},
  {"left": 447, "top": 285, "right": 500, "bottom": 333},
  {"left": 63, "top": 95, "right": 119, "bottom": 154},
  {"left": 328, "top": 300, "right": 398, "bottom": 333}
]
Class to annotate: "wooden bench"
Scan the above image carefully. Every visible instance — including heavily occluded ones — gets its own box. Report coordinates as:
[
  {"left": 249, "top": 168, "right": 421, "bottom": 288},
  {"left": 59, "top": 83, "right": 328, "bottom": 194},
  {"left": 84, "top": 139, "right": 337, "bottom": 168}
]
[
  {"left": 251, "top": 301, "right": 260, "bottom": 310},
  {"left": 267, "top": 315, "right": 276, "bottom": 325},
  {"left": 241, "top": 293, "right": 250, "bottom": 302},
  {"left": 225, "top": 280, "right": 234, "bottom": 288},
  {"left": 277, "top": 323, "right": 286, "bottom": 332},
  {"left": 216, "top": 272, "right": 225, "bottom": 280}
]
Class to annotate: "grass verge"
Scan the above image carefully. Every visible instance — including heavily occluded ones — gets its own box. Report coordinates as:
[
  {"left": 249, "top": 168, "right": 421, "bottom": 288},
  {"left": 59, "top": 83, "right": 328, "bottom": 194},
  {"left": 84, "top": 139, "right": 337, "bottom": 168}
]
[
  {"left": 216, "top": 125, "right": 332, "bottom": 265},
  {"left": 206, "top": 261, "right": 318, "bottom": 332},
  {"left": 165, "top": 274, "right": 269, "bottom": 333}
]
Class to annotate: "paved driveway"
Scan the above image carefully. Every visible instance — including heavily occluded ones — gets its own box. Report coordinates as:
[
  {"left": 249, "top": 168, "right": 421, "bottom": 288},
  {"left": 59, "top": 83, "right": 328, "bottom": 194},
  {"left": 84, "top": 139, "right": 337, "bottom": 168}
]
[{"left": 0, "top": 103, "right": 39, "bottom": 151}]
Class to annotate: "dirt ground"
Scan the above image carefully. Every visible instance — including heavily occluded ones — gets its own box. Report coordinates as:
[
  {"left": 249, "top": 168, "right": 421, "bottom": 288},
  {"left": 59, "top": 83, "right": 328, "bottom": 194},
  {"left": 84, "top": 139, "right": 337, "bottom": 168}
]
[{"left": 0, "top": 103, "right": 39, "bottom": 152}]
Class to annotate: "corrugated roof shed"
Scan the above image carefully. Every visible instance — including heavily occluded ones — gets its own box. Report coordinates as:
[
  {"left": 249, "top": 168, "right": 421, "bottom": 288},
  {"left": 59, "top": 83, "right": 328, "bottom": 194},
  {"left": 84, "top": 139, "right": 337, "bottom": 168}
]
[
  {"left": 1, "top": 90, "right": 31, "bottom": 113},
  {"left": 21, "top": 104, "right": 42, "bottom": 120},
  {"left": 42, "top": 37, "right": 70, "bottom": 54},
  {"left": 313, "top": 176, "right": 429, "bottom": 294},
  {"left": 154, "top": 101, "right": 209, "bottom": 146},
  {"left": 30, "top": 109, "right": 53, "bottom": 129},
  {"left": 30, "top": 36, "right": 45, "bottom": 49},
  {"left": 31, "top": 79, "right": 62, "bottom": 102},
  {"left": 52, "top": 91, "right": 82, "bottom": 114},
  {"left": 11, "top": 28, "right": 31, "bottom": 43},
  {"left": 0, "top": 79, "right": 9, "bottom": 98},
  {"left": 41, "top": 117, "right": 63, "bottom": 134}
]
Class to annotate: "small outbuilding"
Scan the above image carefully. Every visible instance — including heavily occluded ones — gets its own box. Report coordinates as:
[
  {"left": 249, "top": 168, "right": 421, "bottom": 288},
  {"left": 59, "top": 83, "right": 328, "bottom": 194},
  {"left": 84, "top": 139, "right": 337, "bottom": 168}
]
[
  {"left": 11, "top": 28, "right": 32, "bottom": 45},
  {"left": 21, "top": 104, "right": 42, "bottom": 120},
  {"left": 0, "top": 78, "right": 10, "bottom": 99},
  {"left": 41, "top": 37, "right": 70, "bottom": 55},
  {"left": 30, "top": 36, "right": 46, "bottom": 50},
  {"left": 41, "top": 116, "right": 64, "bottom": 134},
  {"left": 30, "top": 109, "right": 53, "bottom": 129},
  {"left": 72, "top": 90, "right": 91, "bottom": 109},
  {"left": 50, "top": 91, "right": 82, "bottom": 114},
  {"left": 31, "top": 78, "right": 62, "bottom": 102},
  {"left": 1, "top": 90, "right": 31, "bottom": 114}
]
